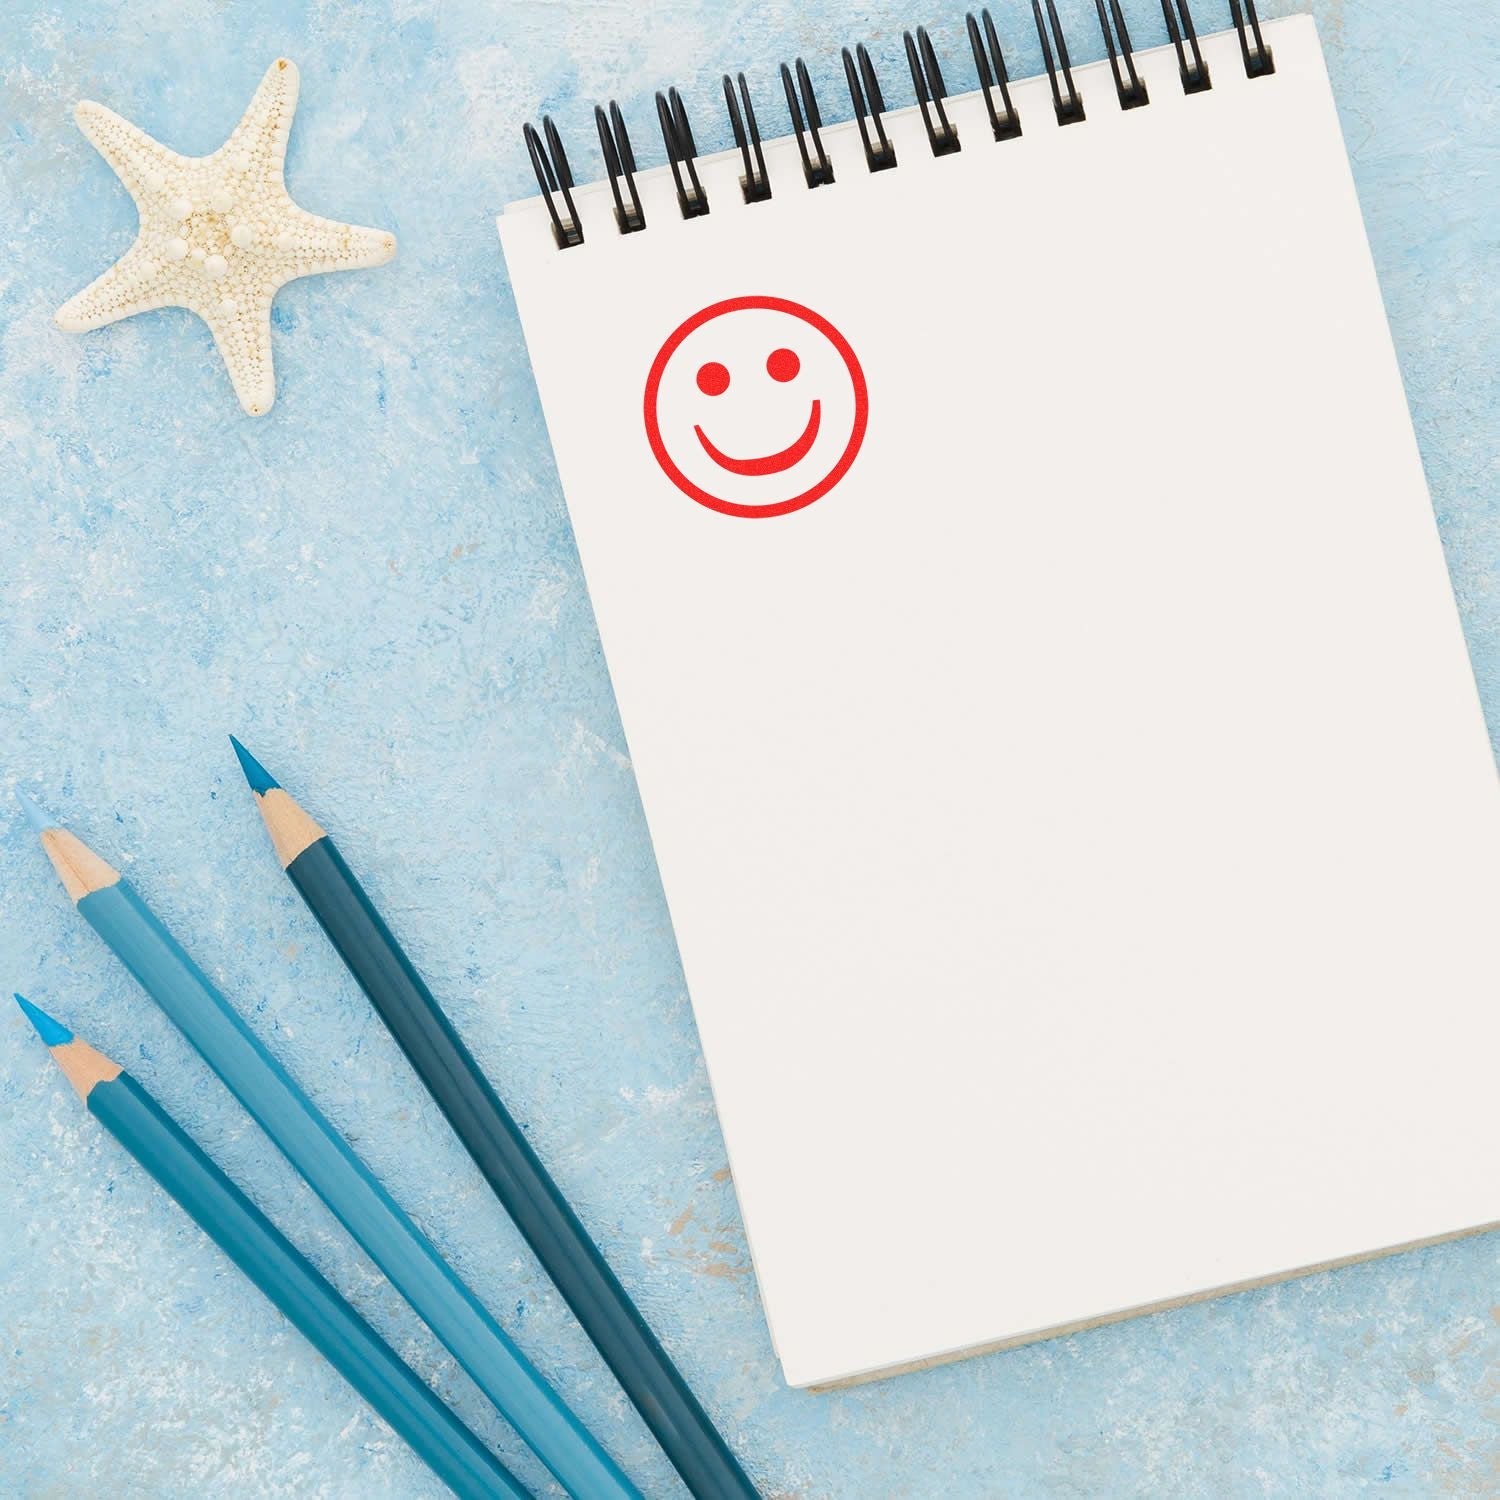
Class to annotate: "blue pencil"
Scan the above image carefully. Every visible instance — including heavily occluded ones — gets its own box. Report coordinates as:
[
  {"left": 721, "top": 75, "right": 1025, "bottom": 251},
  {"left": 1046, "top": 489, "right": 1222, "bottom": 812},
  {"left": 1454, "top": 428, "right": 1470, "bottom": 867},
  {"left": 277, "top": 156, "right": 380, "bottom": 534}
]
[
  {"left": 17, "top": 791, "right": 638, "bottom": 1500},
  {"left": 14, "top": 993, "right": 526, "bottom": 1500}
]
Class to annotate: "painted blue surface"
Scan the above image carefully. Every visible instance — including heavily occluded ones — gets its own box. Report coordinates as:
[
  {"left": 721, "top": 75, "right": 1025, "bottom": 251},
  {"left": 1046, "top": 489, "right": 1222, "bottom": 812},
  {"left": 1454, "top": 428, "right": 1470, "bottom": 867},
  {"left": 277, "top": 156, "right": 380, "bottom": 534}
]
[
  {"left": 2, "top": 1, "right": 1499, "bottom": 1497},
  {"left": 14, "top": 993, "right": 74, "bottom": 1049}
]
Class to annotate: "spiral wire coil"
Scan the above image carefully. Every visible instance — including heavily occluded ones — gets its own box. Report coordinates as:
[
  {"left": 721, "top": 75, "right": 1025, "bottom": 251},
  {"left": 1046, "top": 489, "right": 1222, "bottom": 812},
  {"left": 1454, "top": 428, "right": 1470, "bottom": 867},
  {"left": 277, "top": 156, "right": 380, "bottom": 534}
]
[{"left": 523, "top": 0, "right": 1275, "bottom": 248}]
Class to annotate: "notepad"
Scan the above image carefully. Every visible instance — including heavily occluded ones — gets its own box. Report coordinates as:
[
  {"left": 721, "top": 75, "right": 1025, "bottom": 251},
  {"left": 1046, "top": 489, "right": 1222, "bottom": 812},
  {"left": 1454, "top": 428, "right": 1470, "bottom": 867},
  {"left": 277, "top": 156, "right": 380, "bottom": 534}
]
[{"left": 499, "top": 14, "right": 1500, "bottom": 1389}]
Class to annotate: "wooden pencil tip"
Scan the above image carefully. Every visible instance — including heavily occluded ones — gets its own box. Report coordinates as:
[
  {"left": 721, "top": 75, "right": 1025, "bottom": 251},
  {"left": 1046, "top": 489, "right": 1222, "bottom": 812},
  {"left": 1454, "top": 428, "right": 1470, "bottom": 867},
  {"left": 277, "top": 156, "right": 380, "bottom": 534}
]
[
  {"left": 15, "top": 992, "right": 74, "bottom": 1047},
  {"left": 14, "top": 787, "right": 54, "bottom": 834},
  {"left": 229, "top": 739, "right": 326, "bottom": 868},
  {"left": 39, "top": 826, "right": 123, "bottom": 903},
  {"left": 16, "top": 998, "right": 122, "bottom": 1100},
  {"left": 229, "top": 736, "right": 280, "bottom": 796},
  {"left": 257, "top": 788, "right": 329, "bottom": 870}
]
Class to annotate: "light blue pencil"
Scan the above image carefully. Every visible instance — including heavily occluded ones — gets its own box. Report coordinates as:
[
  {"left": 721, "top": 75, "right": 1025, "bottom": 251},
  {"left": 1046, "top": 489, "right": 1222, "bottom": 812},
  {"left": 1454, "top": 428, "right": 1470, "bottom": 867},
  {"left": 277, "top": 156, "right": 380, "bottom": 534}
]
[
  {"left": 15, "top": 993, "right": 526, "bottom": 1500},
  {"left": 18, "top": 791, "right": 638, "bottom": 1500}
]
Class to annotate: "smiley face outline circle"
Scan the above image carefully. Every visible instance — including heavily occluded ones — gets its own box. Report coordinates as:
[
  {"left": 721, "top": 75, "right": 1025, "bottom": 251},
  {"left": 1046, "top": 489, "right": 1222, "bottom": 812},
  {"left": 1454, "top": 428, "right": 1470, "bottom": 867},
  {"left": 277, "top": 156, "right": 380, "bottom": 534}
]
[{"left": 643, "top": 295, "right": 869, "bottom": 519}]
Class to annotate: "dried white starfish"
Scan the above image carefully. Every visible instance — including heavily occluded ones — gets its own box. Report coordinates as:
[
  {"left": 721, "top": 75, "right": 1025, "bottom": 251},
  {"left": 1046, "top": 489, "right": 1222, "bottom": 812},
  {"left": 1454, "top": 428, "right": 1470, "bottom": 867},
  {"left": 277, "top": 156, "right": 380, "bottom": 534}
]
[{"left": 55, "top": 59, "right": 396, "bottom": 415}]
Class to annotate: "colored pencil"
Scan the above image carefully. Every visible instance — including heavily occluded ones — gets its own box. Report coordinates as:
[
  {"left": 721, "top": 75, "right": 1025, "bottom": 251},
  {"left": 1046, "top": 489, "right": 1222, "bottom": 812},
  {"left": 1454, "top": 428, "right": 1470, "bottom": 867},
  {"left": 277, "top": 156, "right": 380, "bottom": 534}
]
[
  {"left": 17, "top": 791, "right": 637, "bottom": 1500},
  {"left": 14, "top": 993, "right": 526, "bottom": 1500},
  {"left": 230, "top": 740, "right": 760, "bottom": 1500}
]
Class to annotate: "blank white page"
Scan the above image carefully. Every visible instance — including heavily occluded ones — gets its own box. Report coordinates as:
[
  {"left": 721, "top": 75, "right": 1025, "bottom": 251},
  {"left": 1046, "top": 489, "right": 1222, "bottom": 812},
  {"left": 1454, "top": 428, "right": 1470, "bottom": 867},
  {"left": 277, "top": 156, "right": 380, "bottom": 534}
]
[{"left": 500, "top": 15, "right": 1500, "bottom": 1389}]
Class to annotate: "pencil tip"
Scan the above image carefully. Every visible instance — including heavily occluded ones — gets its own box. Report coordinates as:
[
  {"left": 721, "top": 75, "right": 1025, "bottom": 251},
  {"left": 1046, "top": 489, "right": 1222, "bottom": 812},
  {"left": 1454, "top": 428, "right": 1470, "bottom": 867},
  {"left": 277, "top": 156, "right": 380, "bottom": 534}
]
[
  {"left": 15, "top": 788, "right": 54, "bottom": 834},
  {"left": 230, "top": 736, "right": 280, "bottom": 795},
  {"left": 14, "top": 993, "right": 73, "bottom": 1048}
]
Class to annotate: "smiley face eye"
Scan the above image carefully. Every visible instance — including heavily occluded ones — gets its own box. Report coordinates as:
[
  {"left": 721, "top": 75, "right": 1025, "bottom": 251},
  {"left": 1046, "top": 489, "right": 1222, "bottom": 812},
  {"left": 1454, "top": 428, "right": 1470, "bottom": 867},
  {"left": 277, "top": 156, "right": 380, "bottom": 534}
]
[
  {"left": 766, "top": 348, "right": 800, "bottom": 383},
  {"left": 696, "top": 361, "right": 730, "bottom": 396}
]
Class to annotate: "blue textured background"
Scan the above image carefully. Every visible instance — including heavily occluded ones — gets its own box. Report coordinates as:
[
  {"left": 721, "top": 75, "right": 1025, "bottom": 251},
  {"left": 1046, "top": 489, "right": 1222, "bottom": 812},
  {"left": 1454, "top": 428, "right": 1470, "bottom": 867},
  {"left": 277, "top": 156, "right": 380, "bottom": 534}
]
[{"left": 3, "top": 2, "right": 1498, "bottom": 1495}]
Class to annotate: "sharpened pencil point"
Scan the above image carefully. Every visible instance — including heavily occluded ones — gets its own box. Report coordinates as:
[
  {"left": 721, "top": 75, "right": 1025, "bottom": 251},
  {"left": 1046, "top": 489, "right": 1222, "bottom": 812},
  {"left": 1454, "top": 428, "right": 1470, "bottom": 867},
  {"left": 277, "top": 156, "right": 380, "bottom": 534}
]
[
  {"left": 15, "top": 998, "right": 120, "bottom": 1098},
  {"left": 230, "top": 736, "right": 280, "bottom": 795},
  {"left": 14, "top": 993, "right": 74, "bottom": 1047},
  {"left": 15, "top": 788, "right": 54, "bottom": 834}
]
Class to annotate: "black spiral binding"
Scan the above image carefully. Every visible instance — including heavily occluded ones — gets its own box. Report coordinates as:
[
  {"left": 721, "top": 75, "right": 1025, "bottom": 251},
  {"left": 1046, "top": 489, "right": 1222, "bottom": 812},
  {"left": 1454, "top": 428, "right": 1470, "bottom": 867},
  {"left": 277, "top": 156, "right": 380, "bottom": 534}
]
[
  {"left": 842, "top": 43, "right": 899, "bottom": 172},
  {"left": 1097, "top": 0, "right": 1149, "bottom": 110},
  {"left": 1033, "top": 0, "right": 1086, "bottom": 125},
  {"left": 967, "top": 9, "right": 1021, "bottom": 141},
  {"left": 724, "top": 71, "right": 772, "bottom": 202},
  {"left": 656, "top": 86, "right": 709, "bottom": 218},
  {"left": 595, "top": 101, "right": 645, "bottom": 233},
  {"left": 905, "top": 27, "right": 961, "bottom": 155},
  {"left": 1230, "top": 0, "right": 1275, "bottom": 77},
  {"left": 1163, "top": 0, "right": 1212, "bottom": 92},
  {"left": 782, "top": 59, "right": 835, "bottom": 187},
  {"left": 524, "top": 1, "right": 1278, "bottom": 249},
  {"left": 522, "top": 117, "right": 583, "bottom": 248}
]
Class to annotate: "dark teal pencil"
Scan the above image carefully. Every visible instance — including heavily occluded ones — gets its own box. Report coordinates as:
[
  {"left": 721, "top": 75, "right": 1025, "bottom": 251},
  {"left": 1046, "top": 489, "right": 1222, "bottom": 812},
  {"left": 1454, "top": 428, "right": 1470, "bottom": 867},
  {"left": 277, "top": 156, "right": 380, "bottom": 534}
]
[
  {"left": 232, "top": 739, "right": 760, "bottom": 1500},
  {"left": 14, "top": 994, "right": 526, "bottom": 1500}
]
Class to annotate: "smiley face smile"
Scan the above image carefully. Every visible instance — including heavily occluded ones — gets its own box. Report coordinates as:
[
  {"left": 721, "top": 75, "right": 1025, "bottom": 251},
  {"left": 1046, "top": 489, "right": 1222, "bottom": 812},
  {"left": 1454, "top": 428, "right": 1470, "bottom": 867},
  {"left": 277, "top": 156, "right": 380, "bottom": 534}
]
[{"left": 694, "top": 400, "right": 822, "bottom": 476}]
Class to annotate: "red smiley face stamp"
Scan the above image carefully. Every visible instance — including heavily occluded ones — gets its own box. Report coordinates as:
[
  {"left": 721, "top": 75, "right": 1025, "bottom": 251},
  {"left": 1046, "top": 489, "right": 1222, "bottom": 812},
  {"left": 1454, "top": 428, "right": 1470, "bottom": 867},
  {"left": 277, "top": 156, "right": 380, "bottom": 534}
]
[{"left": 643, "top": 296, "right": 869, "bottom": 518}]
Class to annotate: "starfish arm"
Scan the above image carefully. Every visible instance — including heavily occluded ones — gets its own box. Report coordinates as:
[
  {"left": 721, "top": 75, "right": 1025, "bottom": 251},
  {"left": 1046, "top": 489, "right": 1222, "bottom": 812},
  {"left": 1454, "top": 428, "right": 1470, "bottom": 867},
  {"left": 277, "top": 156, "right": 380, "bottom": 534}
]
[
  {"left": 232, "top": 58, "right": 300, "bottom": 159},
  {"left": 73, "top": 100, "right": 180, "bottom": 208},
  {"left": 204, "top": 302, "right": 277, "bottom": 416},
  {"left": 55, "top": 239, "right": 175, "bottom": 331},
  {"left": 285, "top": 210, "right": 398, "bottom": 276}
]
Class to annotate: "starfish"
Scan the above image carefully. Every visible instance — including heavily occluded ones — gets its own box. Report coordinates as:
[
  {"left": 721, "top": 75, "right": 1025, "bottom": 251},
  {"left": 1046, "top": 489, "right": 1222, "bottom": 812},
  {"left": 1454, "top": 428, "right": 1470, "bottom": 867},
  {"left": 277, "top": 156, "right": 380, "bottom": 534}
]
[{"left": 55, "top": 59, "right": 396, "bottom": 416}]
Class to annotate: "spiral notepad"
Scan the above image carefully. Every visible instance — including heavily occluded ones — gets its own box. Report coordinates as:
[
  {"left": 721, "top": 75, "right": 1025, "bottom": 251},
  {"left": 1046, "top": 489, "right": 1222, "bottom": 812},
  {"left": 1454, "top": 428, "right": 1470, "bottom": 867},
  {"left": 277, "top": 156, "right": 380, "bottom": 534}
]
[{"left": 498, "top": 10, "right": 1500, "bottom": 1389}]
